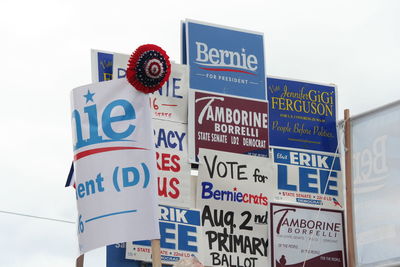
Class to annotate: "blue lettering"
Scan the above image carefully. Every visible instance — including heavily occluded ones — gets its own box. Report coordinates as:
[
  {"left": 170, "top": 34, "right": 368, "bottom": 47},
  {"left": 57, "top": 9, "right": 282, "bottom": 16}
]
[
  {"left": 201, "top": 182, "right": 213, "bottom": 199},
  {"left": 122, "top": 167, "right": 140, "bottom": 187},
  {"left": 299, "top": 168, "right": 318, "bottom": 193},
  {"left": 320, "top": 170, "right": 338, "bottom": 196},
  {"left": 277, "top": 165, "right": 297, "bottom": 191},
  {"left": 84, "top": 105, "right": 102, "bottom": 143},
  {"left": 72, "top": 110, "right": 84, "bottom": 149},
  {"left": 102, "top": 99, "right": 136, "bottom": 140},
  {"left": 178, "top": 225, "right": 197, "bottom": 252},
  {"left": 155, "top": 128, "right": 186, "bottom": 151},
  {"left": 172, "top": 78, "right": 183, "bottom": 99},
  {"left": 160, "top": 222, "right": 175, "bottom": 249}
]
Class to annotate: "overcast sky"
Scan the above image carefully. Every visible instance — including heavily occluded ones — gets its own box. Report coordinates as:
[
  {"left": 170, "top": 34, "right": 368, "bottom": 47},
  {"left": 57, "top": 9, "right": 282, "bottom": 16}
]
[{"left": 1, "top": 0, "right": 399, "bottom": 266}]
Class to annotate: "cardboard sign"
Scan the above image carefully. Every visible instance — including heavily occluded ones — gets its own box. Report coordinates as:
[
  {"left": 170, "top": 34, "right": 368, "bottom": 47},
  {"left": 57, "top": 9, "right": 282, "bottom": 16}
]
[
  {"left": 153, "top": 120, "right": 192, "bottom": 207},
  {"left": 126, "top": 205, "right": 202, "bottom": 265},
  {"left": 183, "top": 19, "right": 266, "bottom": 100},
  {"left": 196, "top": 149, "right": 275, "bottom": 267},
  {"left": 267, "top": 77, "right": 338, "bottom": 153},
  {"left": 188, "top": 91, "right": 269, "bottom": 162},
  {"left": 272, "top": 148, "right": 343, "bottom": 209},
  {"left": 270, "top": 203, "right": 347, "bottom": 267},
  {"left": 91, "top": 49, "right": 189, "bottom": 123},
  {"left": 71, "top": 79, "right": 159, "bottom": 253}
]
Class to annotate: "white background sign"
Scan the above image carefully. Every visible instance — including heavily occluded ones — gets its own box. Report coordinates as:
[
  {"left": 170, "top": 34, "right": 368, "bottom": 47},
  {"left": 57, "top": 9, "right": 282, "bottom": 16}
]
[
  {"left": 196, "top": 149, "right": 275, "bottom": 267},
  {"left": 71, "top": 79, "right": 159, "bottom": 253}
]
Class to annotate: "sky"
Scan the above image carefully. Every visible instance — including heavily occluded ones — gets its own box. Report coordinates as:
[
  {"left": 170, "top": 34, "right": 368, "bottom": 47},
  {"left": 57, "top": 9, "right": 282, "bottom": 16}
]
[{"left": 0, "top": 0, "right": 399, "bottom": 266}]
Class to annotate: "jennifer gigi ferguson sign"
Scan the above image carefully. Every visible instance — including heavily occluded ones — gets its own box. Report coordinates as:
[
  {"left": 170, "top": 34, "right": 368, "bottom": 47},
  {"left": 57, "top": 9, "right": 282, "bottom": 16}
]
[
  {"left": 191, "top": 91, "right": 268, "bottom": 160},
  {"left": 267, "top": 77, "right": 338, "bottom": 153},
  {"left": 270, "top": 203, "right": 347, "bottom": 267}
]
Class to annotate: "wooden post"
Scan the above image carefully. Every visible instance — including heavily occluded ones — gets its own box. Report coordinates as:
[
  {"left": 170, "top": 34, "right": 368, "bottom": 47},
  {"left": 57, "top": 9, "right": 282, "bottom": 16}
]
[
  {"left": 344, "top": 109, "right": 356, "bottom": 267},
  {"left": 151, "top": 239, "right": 162, "bottom": 267},
  {"left": 76, "top": 254, "right": 84, "bottom": 267}
]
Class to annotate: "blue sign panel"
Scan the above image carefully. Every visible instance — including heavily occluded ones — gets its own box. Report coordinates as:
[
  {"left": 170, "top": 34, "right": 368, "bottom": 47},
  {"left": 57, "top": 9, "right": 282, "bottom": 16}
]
[
  {"left": 97, "top": 52, "right": 113, "bottom": 82},
  {"left": 185, "top": 20, "right": 266, "bottom": 100},
  {"left": 106, "top": 243, "right": 140, "bottom": 267},
  {"left": 267, "top": 77, "right": 338, "bottom": 153}
]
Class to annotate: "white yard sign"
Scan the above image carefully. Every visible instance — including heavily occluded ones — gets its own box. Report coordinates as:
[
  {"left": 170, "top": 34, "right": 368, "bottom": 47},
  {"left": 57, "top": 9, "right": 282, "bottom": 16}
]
[{"left": 71, "top": 79, "right": 159, "bottom": 253}]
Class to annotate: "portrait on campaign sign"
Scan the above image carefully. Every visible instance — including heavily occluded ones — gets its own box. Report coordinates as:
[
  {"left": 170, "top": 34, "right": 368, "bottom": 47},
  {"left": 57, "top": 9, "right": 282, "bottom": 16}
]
[
  {"left": 267, "top": 76, "right": 338, "bottom": 153},
  {"left": 126, "top": 205, "right": 202, "bottom": 265},
  {"left": 196, "top": 149, "right": 275, "bottom": 267},
  {"left": 270, "top": 203, "right": 347, "bottom": 267},
  {"left": 71, "top": 78, "right": 159, "bottom": 253},
  {"left": 184, "top": 19, "right": 266, "bottom": 101},
  {"left": 153, "top": 119, "right": 192, "bottom": 207},
  {"left": 188, "top": 91, "right": 269, "bottom": 162},
  {"left": 272, "top": 148, "right": 344, "bottom": 210}
]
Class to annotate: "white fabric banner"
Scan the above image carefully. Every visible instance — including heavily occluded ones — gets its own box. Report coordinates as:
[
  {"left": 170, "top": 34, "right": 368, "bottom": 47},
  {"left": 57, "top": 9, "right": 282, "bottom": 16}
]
[
  {"left": 71, "top": 78, "right": 159, "bottom": 254},
  {"left": 351, "top": 102, "right": 400, "bottom": 266}
]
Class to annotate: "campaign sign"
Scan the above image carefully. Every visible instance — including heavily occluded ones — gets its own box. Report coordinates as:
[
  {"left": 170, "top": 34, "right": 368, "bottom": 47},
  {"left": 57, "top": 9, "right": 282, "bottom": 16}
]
[
  {"left": 184, "top": 20, "right": 266, "bottom": 100},
  {"left": 126, "top": 205, "right": 202, "bottom": 264},
  {"left": 270, "top": 203, "right": 347, "bottom": 267},
  {"left": 71, "top": 79, "right": 159, "bottom": 253},
  {"left": 154, "top": 119, "right": 192, "bottom": 207},
  {"left": 196, "top": 149, "right": 275, "bottom": 267},
  {"left": 273, "top": 148, "right": 343, "bottom": 209},
  {"left": 267, "top": 77, "right": 338, "bottom": 153},
  {"left": 91, "top": 49, "right": 189, "bottom": 123},
  {"left": 107, "top": 243, "right": 140, "bottom": 267},
  {"left": 189, "top": 91, "right": 268, "bottom": 161},
  {"left": 91, "top": 50, "right": 115, "bottom": 82}
]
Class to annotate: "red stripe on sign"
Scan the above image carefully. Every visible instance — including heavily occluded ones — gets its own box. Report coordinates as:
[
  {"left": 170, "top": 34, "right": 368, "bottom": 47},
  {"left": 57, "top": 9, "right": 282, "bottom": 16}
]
[
  {"left": 74, "top": 146, "right": 147, "bottom": 160},
  {"left": 199, "top": 67, "right": 256, "bottom": 75},
  {"left": 161, "top": 104, "right": 178, "bottom": 106}
]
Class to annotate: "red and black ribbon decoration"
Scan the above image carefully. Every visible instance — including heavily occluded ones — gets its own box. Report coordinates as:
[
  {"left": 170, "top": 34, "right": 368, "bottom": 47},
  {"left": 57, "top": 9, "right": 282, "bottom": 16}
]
[{"left": 126, "top": 44, "right": 171, "bottom": 94}]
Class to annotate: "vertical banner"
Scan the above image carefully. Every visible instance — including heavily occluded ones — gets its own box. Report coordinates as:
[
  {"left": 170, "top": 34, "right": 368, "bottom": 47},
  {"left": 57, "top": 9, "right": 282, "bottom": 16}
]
[
  {"left": 154, "top": 120, "right": 192, "bottom": 207},
  {"left": 126, "top": 205, "right": 202, "bottom": 265},
  {"left": 189, "top": 91, "right": 269, "bottom": 160},
  {"left": 270, "top": 203, "right": 347, "bottom": 267},
  {"left": 351, "top": 102, "right": 400, "bottom": 266},
  {"left": 196, "top": 149, "right": 275, "bottom": 267},
  {"left": 71, "top": 79, "right": 159, "bottom": 253},
  {"left": 184, "top": 19, "right": 266, "bottom": 100},
  {"left": 267, "top": 77, "right": 338, "bottom": 153},
  {"left": 272, "top": 148, "right": 343, "bottom": 209}
]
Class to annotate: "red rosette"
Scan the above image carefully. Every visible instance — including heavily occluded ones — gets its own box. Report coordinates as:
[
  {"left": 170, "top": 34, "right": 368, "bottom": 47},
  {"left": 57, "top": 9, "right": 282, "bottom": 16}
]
[{"left": 126, "top": 44, "right": 171, "bottom": 94}]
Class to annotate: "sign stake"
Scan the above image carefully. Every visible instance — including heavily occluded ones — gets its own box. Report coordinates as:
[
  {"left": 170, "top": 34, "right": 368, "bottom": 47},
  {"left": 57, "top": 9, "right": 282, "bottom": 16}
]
[
  {"left": 344, "top": 109, "right": 356, "bottom": 267},
  {"left": 76, "top": 254, "right": 84, "bottom": 267},
  {"left": 151, "top": 239, "right": 162, "bottom": 267}
]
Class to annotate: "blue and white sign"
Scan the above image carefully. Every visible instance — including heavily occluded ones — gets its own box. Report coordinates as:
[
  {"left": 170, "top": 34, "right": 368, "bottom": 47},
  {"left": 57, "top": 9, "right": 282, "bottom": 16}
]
[
  {"left": 126, "top": 205, "right": 202, "bottom": 264},
  {"left": 71, "top": 78, "right": 160, "bottom": 254},
  {"left": 267, "top": 76, "right": 338, "bottom": 153},
  {"left": 273, "top": 148, "right": 343, "bottom": 209},
  {"left": 184, "top": 20, "right": 266, "bottom": 100}
]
